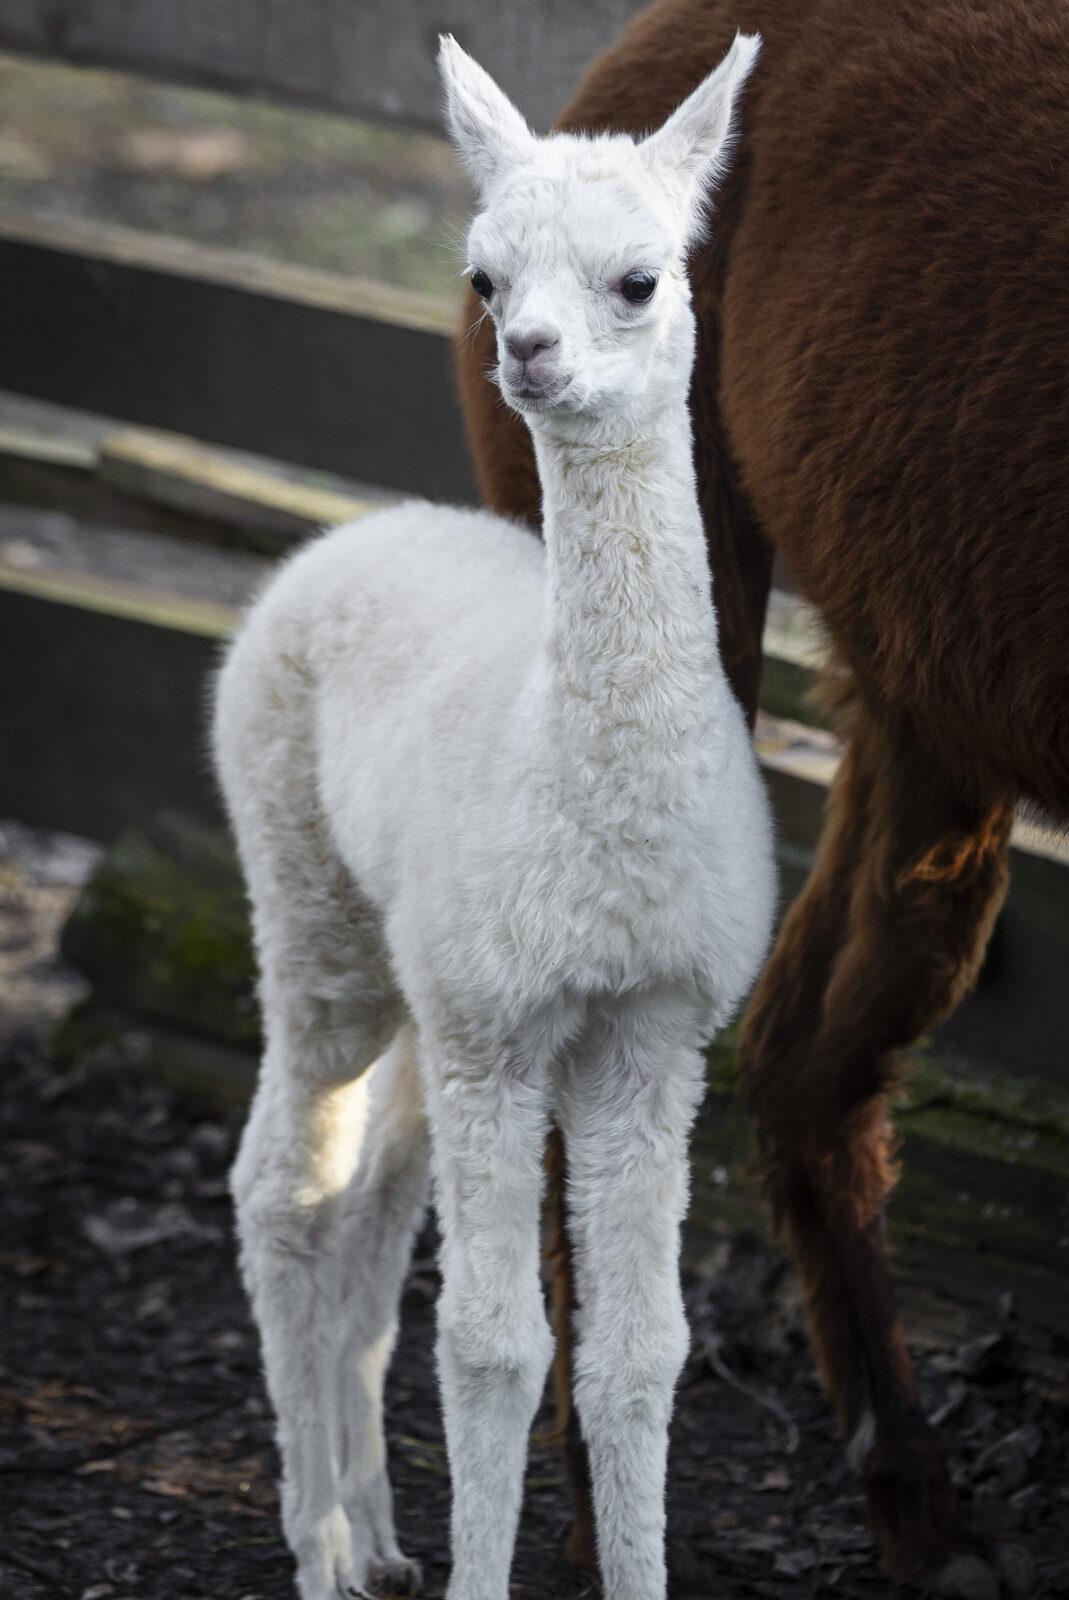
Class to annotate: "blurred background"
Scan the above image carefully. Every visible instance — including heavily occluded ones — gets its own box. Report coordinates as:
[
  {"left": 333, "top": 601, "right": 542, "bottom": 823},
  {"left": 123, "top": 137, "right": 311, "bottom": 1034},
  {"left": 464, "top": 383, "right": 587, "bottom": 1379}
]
[{"left": 0, "top": 51, "right": 470, "bottom": 294}]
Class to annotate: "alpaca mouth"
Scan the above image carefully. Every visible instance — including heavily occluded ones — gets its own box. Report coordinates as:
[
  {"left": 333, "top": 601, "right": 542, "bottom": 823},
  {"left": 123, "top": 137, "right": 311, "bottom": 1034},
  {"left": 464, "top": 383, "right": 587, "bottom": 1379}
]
[{"left": 503, "top": 372, "right": 574, "bottom": 412}]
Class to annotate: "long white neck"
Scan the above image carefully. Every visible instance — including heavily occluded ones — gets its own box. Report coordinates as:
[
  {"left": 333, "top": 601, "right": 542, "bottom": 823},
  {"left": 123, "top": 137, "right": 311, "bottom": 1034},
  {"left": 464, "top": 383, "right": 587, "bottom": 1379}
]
[{"left": 528, "top": 401, "right": 731, "bottom": 766}]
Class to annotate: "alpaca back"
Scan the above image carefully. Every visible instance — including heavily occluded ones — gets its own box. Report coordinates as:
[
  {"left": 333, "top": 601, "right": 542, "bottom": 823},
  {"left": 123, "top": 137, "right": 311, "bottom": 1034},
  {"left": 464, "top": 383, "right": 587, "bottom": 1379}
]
[
  {"left": 216, "top": 501, "right": 546, "bottom": 892},
  {"left": 217, "top": 496, "right": 773, "bottom": 1026}
]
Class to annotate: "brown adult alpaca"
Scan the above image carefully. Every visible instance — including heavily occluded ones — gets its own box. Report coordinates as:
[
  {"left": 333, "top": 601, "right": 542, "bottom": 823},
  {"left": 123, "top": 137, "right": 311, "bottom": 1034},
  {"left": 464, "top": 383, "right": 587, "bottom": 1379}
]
[{"left": 457, "top": 1, "right": 1069, "bottom": 1595}]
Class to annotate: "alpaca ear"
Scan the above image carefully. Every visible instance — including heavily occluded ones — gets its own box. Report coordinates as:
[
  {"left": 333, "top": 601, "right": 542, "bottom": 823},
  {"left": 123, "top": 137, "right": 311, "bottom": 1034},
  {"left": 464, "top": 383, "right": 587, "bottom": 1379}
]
[
  {"left": 641, "top": 32, "right": 761, "bottom": 234},
  {"left": 438, "top": 35, "right": 535, "bottom": 196}
]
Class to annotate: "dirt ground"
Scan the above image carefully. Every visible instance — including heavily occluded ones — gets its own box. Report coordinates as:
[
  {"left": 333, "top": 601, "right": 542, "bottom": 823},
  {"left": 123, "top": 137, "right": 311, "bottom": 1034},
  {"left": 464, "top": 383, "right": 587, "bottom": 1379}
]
[{"left": 1, "top": 825, "right": 1068, "bottom": 1600}]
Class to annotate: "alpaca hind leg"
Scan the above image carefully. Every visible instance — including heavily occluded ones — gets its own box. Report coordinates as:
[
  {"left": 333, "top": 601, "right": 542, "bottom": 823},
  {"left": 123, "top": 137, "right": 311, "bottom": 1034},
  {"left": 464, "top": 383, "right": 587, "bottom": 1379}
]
[
  {"left": 335, "top": 1024, "right": 429, "bottom": 1596},
  {"left": 234, "top": 1037, "right": 396, "bottom": 1600},
  {"left": 231, "top": 860, "right": 405, "bottom": 1598},
  {"left": 557, "top": 1002, "right": 706, "bottom": 1600},
  {"left": 423, "top": 1039, "right": 555, "bottom": 1600},
  {"left": 221, "top": 617, "right": 414, "bottom": 1596},
  {"left": 740, "top": 704, "right": 1027, "bottom": 1599}
]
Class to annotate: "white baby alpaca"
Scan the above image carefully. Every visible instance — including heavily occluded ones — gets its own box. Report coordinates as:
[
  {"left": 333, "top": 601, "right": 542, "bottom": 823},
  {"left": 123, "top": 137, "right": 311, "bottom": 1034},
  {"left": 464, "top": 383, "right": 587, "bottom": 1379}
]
[{"left": 214, "top": 33, "right": 773, "bottom": 1600}]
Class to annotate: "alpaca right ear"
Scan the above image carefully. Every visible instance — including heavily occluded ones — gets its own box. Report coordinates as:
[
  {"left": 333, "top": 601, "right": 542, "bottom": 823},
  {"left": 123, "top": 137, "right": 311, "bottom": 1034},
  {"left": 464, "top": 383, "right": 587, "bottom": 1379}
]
[
  {"left": 438, "top": 35, "right": 535, "bottom": 196},
  {"left": 640, "top": 32, "right": 761, "bottom": 241}
]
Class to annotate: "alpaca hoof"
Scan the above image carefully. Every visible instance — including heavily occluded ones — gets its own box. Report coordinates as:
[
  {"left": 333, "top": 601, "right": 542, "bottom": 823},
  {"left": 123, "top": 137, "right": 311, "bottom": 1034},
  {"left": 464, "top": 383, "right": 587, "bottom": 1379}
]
[
  {"left": 293, "top": 1503, "right": 359, "bottom": 1600},
  {"left": 366, "top": 1557, "right": 422, "bottom": 1597}
]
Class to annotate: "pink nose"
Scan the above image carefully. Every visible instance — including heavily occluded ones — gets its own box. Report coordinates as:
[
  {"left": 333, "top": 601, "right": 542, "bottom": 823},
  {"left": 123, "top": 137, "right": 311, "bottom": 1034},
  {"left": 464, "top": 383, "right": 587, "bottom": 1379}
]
[{"left": 505, "top": 328, "right": 560, "bottom": 363}]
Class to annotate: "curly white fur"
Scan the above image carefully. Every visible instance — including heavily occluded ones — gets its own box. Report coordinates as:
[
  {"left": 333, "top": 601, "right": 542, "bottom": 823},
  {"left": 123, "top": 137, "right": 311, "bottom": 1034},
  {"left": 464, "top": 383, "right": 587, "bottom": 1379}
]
[{"left": 214, "top": 33, "right": 772, "bottom": 1600}]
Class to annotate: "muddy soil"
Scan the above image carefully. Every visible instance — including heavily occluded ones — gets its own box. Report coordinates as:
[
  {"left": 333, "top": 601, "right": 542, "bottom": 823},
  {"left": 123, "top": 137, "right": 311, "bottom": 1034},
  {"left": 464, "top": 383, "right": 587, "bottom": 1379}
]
[
  {"left": 0, "top": 822, "right": 1066, "bottom": 1600},
  {"left": 2, "top": 1027, "right": 1068, "bottom": 1600}
]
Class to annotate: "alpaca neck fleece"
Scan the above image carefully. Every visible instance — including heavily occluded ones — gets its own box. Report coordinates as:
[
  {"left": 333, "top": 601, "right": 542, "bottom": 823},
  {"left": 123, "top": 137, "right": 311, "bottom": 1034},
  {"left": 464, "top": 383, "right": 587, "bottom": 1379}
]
[{"left": 531, "top": 405, "right": 726, "bottom": 775}]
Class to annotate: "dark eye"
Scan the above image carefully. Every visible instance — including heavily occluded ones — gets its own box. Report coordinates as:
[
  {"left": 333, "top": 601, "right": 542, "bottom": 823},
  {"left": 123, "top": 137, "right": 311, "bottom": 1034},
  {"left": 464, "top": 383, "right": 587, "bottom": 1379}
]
[
  {"left": 470, "top": 268, "right": 494, "bottom": 299},
  {"left": 620, "top": 271, "right": 657, "bottom": 304}
]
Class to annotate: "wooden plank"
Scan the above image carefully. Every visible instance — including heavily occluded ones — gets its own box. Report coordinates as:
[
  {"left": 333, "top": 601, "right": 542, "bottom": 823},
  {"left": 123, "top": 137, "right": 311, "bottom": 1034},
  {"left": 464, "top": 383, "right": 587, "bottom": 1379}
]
[
  {"left": 0, "top": 211, "right": 458, "bottom": 335},
  {"left": 0, "top": 390, "right": 395, "bottom": 551},
  {"left": 99, "top": 429, "right": 381, "bottom": 545},
  {"left": 0, "top": 428, "right": 94, "bottom": 472},
  {"left": 0, "top": 507, "right": 272, "bottom": 612},
  {"left": 50, "top": 821, "right": 1069, "bottom": 1380},
  {"left": 0, "top": 582, "right": 223, "bottom": 841},
  {"left": 0, "top": 215, "right": 478, "bottom": 503},
  {"left": 0, "top": 0, "right": 647, "bottom": 137},
  {"left": 0, "top": 558, "right": 238, "bottom": 638}
]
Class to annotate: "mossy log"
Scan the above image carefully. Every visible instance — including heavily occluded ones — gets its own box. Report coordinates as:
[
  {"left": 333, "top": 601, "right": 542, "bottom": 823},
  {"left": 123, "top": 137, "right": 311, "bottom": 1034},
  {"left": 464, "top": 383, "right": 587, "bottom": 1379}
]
[
  {"left": 688, "top": 1040, "right": 1069, "bottom": 1397},
  {"left": 56, "top": 813, "right": 1069, "bottom": 1390},
  {"left": 59, "top": 812, "right": 260, "bottom": 1050}
]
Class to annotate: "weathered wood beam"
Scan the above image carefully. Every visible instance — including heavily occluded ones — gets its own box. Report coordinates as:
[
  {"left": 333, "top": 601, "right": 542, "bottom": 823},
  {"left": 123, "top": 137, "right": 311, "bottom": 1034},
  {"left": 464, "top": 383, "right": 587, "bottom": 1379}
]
[
  {"left": 0, "top": 0, "right": 646, "bottom": 137},
  {"left": 0, "top": 212, "right": 478, "bottom": 503},
  {"left": 0, "top": 392, "right": 394, "bottom": 551},
  {"left": 98, "top": 430, "right": 381, "bottom": 548},
  {"left": 0, "top": 574, "right": 225, "bottom": 841}
]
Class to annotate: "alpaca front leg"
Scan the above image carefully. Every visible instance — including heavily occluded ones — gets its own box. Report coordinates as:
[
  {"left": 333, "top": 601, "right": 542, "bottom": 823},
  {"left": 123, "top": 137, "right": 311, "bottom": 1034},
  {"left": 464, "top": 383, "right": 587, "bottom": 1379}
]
[
  {"left": 559, "top": 1009, "right": 705, "bottom": 1600},
  {"left": 424, "top": 1048, "right": 554, "bottom": 1600}
]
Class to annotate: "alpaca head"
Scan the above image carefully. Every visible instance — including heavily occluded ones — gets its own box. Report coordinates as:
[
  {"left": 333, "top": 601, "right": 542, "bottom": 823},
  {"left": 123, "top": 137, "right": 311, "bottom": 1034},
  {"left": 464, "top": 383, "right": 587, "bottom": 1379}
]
[{"left": 439, "top": 33, "right": 760, "bottom": 437}]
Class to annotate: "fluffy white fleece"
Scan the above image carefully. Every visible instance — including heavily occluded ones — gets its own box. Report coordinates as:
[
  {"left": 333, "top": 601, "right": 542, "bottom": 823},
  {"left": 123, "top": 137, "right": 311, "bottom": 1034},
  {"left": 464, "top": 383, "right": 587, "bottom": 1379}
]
[{"left": 214, "top": 32, "right": 773, "bottom": 1600}]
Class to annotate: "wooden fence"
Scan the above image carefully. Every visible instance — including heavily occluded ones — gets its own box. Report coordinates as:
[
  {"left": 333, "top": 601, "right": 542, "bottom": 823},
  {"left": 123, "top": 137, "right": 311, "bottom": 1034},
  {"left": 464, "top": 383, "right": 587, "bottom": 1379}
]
[
  {"left": 0, "top": 1, "right": 1066, "bottom": 1082},
  {"left": 0, "top": 0, "right": 647, "bottom": 137}
]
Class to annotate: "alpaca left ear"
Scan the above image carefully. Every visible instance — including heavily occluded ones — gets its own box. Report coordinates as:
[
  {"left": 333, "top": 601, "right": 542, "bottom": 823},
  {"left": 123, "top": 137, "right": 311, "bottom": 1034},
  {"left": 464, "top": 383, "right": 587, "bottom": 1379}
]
[
  {"left": 641, "top": 32, "right": 761, "bottom": 237},
  {"left": 438, "top": 35, "right": 536, "bottom": 197}
]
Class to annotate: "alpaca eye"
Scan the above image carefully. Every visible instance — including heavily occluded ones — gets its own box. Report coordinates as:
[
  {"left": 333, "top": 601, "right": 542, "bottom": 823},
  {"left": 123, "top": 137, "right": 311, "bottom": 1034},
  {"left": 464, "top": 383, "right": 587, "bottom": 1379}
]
[
  {"left": 470, "top": 268, "right": 494, "bottom": 299},
  {"left": 620, "top": 271, "right": 657, "bottom": 304}
]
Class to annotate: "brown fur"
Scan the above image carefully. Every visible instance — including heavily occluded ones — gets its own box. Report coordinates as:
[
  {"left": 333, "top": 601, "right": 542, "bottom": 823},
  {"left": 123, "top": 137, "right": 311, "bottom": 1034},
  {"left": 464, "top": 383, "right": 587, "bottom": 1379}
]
[
  {"left": 541, "top": 1129, "right": 597, "bottom": 1570},
  {"left": 457, "top": 0, "right": 1068, "bottom": 1586}
]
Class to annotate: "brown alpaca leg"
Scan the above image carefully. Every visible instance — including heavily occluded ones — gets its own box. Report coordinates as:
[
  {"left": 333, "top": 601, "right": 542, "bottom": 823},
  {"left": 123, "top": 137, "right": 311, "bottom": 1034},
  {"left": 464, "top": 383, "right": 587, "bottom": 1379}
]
[
  {"left": 741, "top": 702, "right": 1024, "bottom": 1597},
  {"left": 543, "top": 1128, "right": 598, "bottom": 1571}
]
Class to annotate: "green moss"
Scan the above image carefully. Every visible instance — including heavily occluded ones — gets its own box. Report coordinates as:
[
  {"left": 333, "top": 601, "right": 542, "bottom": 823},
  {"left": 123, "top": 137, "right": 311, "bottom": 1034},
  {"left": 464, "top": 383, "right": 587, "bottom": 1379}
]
[
  {"left": 895, "top": 1052, "right": 1069, "bottom": 1141},
  {"left": 701, "top": 1030, "right": 1069, "bottom": 1154},
  {"left": 61, "top": 813, "right": 260, "bottom": 1049},
  {"left": 703, "top": 1030, "right": 741, "bottom": 1095},
  {"left": 51, "top": 996, "right": 118, "bottom": 1064},
  {"left": 53, "top": 1002, "right": 258, "bottom": 1110},
  {"left": 896, "top": 1101, "right": 1069, "bottom": 1179},
  {"left": 55, "top": 814, "right": 1069, "bottom": 1324}
]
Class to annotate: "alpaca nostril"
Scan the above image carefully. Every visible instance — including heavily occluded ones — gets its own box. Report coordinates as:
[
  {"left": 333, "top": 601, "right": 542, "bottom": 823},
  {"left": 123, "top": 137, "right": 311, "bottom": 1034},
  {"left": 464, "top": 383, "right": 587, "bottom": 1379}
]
[{"left": 505, "top": 329, "right": 561, "bottom": 364}]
